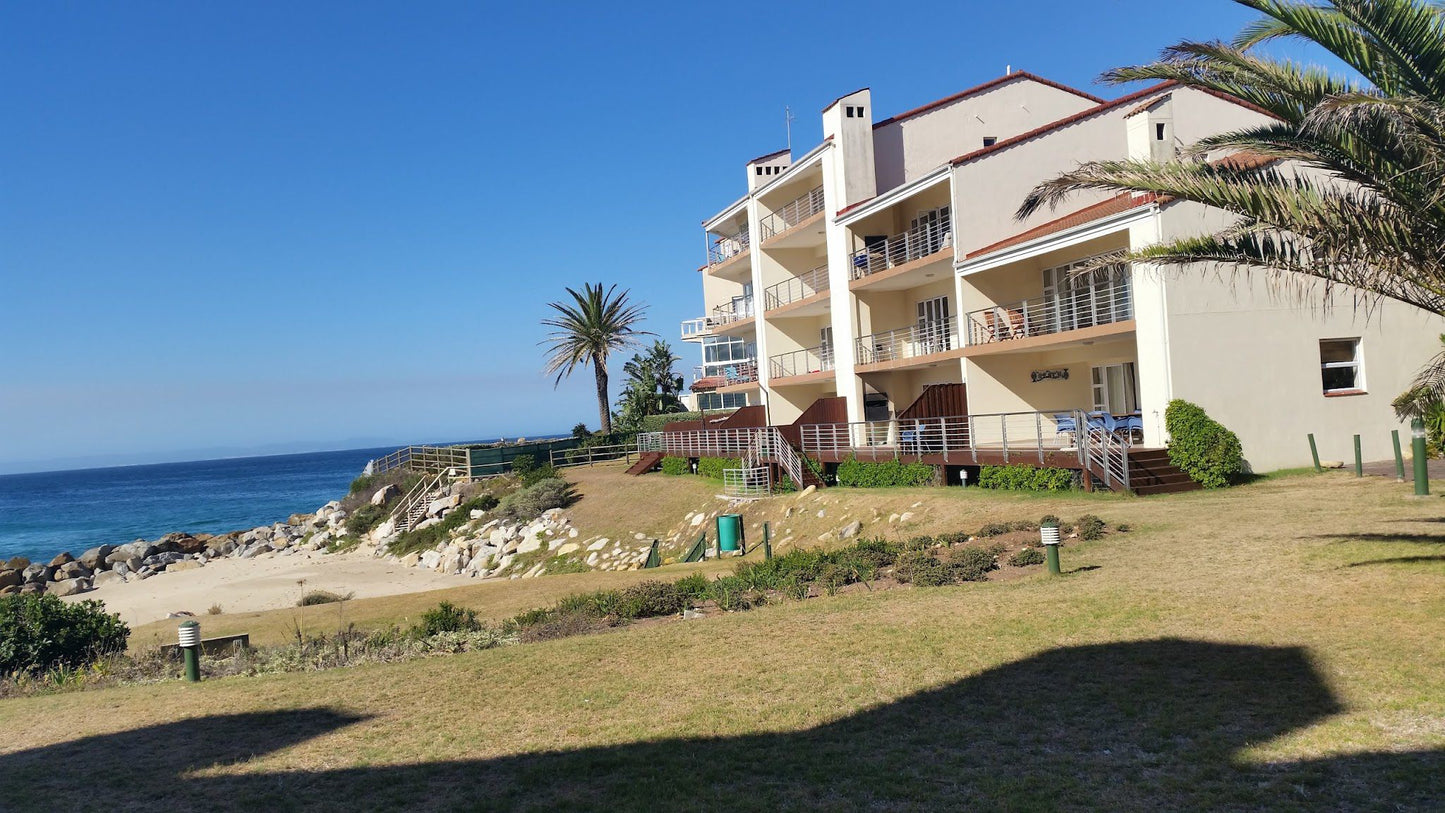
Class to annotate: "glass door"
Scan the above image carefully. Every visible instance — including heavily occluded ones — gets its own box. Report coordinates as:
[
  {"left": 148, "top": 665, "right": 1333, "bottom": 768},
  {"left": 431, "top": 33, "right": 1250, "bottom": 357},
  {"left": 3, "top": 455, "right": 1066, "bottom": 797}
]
[
  {"left": 1090, "top": 362, "right": 1139, "bottom": 414},
  {"left": 916, "top": 296, "right": 950, "bottom": 355}
]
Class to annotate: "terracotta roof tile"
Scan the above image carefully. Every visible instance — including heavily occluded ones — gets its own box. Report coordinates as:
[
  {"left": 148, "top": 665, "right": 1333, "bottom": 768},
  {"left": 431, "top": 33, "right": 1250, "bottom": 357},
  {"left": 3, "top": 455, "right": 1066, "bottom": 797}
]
[
  {"left": 966, "top": 193, "right": 1162, "bottom": 259},
  {"left": 872, "top": 71, "right": 1104, "bottom": 129}
]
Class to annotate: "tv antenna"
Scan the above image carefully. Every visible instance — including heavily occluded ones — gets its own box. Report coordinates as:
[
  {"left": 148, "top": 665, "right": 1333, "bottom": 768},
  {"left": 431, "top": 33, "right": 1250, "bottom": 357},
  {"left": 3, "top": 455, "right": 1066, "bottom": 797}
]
[{"left": 785, "top": 106, "right": 796, "bottom": 152}]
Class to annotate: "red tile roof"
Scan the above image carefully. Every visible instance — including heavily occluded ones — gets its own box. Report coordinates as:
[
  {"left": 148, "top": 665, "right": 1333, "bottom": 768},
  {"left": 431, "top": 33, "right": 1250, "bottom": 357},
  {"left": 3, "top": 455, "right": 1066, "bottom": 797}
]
[
  {"left": 820, "top": 87, "right": 871, "bottom": 114},
  {"left": 873, "top": 71, "right": 1104, "bottom": 128},
  {"left": 966, "top": 193, "right": 1164, "bottom": 259},
  {"left": 1124, "top": 93, "right": 1171, "bottom": 118},
  {"left": 690, "top": 376, "right": 726, "bottom": 393},
  {"left": 748, "top": 147, "right": 790, "bottom": 164}
]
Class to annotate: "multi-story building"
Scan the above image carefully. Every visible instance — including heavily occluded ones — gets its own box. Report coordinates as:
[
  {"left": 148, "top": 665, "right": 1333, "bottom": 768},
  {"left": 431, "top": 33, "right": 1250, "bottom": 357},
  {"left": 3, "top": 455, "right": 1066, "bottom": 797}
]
[{"left": 676, "top": 70, "right": 1441, "bottom": 484}]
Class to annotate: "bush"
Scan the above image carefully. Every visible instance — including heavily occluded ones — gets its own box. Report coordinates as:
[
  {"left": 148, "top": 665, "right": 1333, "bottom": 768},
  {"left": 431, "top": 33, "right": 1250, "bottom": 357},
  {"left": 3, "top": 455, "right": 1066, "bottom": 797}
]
[
  {"left": 673, "top": 573, "right": 711, "bottom": 604},
  {"left": 511, "top": 454, "right": 537, "bottom": 478},
  {"left": 893, "top": 550, "right": 946, "bottom": 585},
  {"left": 344, "top": 503, "right": 388, "bottom": 537},
  {"left": 948, "top": 547, "right": 998, "bottom": 582},
  {"left": 977, "top": 465, "right": 1077, "bottom": 491},
  {"left": 1076, "top": 514, "right": 1107, "bottom": 541},
  {"left": 976, "top": 523, "right": 1010, "bottom": 537},
  {"left": 835, "top": 457, "right": 937, "bottom": 487},
  {"left": 521, "top": 462, "right": 560, "bottom": 487},
  {"left": 696, "top": 456, "right": 742, "bottom": 481},
  {"left": 617, "top": 581, "right": 686, "bottom": 618},
  {"left": 499, "top": 478, "right": 577, "bottom": 522},
  {"left": 0, "top": 595, "right": 129, "bottom": 674},
  {"left": 414, "top": 602, "right": 481, "bottom": 637},
  {"left": 1165, "top": 399, "right": 1246, "bottom": 488},
  {"left": 660, "top": 456, "right": 689, "bottom": 476},
  {"left": 1040, "top": 514, "right": 1060, "bottom": 527},
  {"left": 388, "top": 495, "right": 500, "bottom": 556},
  {"left": 298, "top": 590, "right": 352, "bottom": 607},
  {"left": 1009, "top": 548, "right": 1046, "bottom": 567}
]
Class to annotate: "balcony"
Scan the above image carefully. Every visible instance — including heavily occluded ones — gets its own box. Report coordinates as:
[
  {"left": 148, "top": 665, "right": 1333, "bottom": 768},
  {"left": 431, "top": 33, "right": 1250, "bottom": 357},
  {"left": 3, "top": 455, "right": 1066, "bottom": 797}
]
[
  {"left": 759, "top": 185, "right": 826, "bottom": 241},
  {"left": 850, "top": 215, "right": 952, "bottom": 284},
  {"left": 855, "top": 316, "right": 958, "bottom": 368},
  {"left": 964, "top": 274, "right": 1133, "bottom": 349},
  {"left": 763, "top": 263, "right": 830, "bottom": 312},
  {"left": 691, "top": 360, "right": 759, "bottom": 391},
  {"left": 680, "top": 298, "right": 756, "bottom": 341},
  {"left": 707, "top": 228, "right": 751, "bottom": 268},
  {"left": 769, "top": 345, "right": 835, "bottom": 382}
]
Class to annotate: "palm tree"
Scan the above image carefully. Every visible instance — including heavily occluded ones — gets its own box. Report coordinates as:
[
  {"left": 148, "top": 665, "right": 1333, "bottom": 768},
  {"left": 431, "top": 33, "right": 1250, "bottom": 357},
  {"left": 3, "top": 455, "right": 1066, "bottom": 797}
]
[
  {"left": 541, "top": 283, "right": 651, "bottom": 435},
  {"left": 1019, "top": 0, "right": 1445, "bottom": 394},
  {"left": 614, "top": 340, "right": 686, "bottom": 429}
]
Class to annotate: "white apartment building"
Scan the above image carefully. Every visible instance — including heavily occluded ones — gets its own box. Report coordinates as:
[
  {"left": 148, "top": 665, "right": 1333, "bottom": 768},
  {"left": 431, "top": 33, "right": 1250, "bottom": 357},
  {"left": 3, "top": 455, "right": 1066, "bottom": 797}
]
[{"left": 680, "top": 71, "right": 1442, "bottom": 475}]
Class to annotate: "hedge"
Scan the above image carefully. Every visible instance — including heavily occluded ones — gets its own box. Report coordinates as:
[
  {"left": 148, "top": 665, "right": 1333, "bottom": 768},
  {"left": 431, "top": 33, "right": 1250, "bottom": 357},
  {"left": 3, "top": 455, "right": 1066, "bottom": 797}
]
[
  {"left": 977, "top": 465, "right": 1076, "bottom": 491},
  {"left": 0, "top": 594, "right": 130, "bottom": 674},
  {"left": 1164, "top": 399, "right": 1245, "bottom": 488},
  {"left": 696, "top": 456, "right": 742, "bottom": 480},
  {"left": 660, "top": 456, "right": 689, "bottom": 476},
  {"left": 836, "top": 457, "right": 937, "bottom": 487}
]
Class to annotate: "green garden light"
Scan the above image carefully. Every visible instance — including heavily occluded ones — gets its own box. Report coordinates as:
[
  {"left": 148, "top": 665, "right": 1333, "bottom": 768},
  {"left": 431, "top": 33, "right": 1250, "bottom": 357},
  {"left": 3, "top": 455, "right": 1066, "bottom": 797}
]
[
  {"left": 178, "top": 620, "right": 201, "bottom": 683},
  {"left": 1412, "top": 418, "right": 1430, "bottom": 496},
  {"left": 1040, "top": 521, "right": 1062, "bottom": 576}
]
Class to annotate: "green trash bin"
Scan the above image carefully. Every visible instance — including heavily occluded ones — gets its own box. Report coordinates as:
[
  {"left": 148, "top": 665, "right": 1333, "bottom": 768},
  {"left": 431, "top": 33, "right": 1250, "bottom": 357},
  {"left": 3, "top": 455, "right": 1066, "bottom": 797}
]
[{"left": 716, "top": 514, "right": 743, "bottom": 553}]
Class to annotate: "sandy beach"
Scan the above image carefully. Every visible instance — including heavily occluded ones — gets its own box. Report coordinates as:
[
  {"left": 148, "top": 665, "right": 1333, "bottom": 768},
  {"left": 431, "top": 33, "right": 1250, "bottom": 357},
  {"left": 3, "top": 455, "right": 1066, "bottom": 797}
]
[{"left": 68, "top": 549, "right": 473, "bottom": 627}]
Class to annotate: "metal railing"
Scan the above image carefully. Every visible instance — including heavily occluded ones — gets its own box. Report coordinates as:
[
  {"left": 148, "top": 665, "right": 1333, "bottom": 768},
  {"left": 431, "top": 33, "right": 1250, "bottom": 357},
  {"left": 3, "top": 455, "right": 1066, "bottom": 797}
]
[
  {"left": 759, "top": 185, "right": 826, "bottom": 240},
  {"left": 801, "top": 410, "right": 1086, "bottom": 465},
  {"left": 965, "top": 275, "right": 1133, "bottom": 346},
  {"left": 723, "top": 466, "right": 772, "bottom": 498},
  {"left": 764, "top": 263, "right": 830, "bottom": 310},
  {"left": 392, "top": 469, "right": 451, "bottom": 533},
  {"left": 550, "top": 442, "right": 637, "bottom": 468},
  {"left": 370, "top": 445, "right": 470, "bottom": 477},
  {"left": 769, "top": 345, "right": 835, "bottom": 379},
  {"left": 1082, "top": 425, "right": 1130, "bottom": 489},
  {"left": 708, "top": 229, "right": 750, "bottom": 266},
  {"left": 855, "top": 316, "right": 955, "bottom": 366},
  {"left": 850, "top": 216, "right": 952, "bottom": 280},
  {"left": 758, "top": 426, "right": 805, "bottom": 488},
  {"left": 712, "top": 297, "right": 755, "bottom": 324},
  {"left": 681, "top": 317, "right": 712, "bottom": 340},
  {"left": 638, "top": 428, "right": 762, "bottom": 458}
]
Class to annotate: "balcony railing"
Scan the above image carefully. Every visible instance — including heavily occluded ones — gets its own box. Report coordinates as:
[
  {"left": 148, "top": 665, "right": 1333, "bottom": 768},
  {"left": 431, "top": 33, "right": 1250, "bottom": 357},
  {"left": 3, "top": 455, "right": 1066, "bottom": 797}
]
[
  {"left": 855, "top": 316, "right": 956, "bottom": 366},
  {"left": 713, "top": 297, "right": 755, "bottom": 324},
  {"left": 850, "top": 216, "right": 952, "bottom": 280},
  {"left": 708, "top": 229, "right": 751, "bottom": 266},
  {"left": 681, "top": 317, "right": 711, "bottom": 340},
  {"left": 769, "top": 345, "right": 835, "bottom": 380},
  {"left": 800, "top": 410, "right": 1089, "bottom": 464},
  {"left": 697, "top": 360, "right": 758, "bottom": 387},
  {"left": 759, "top": 185, "right": 826, "bottom": 240},
  {"left": 764, "top": 263, "right": 830, "bottom": 310},
  {"left": 964, "top": 274, "right": 1133, "bottom": 346}
]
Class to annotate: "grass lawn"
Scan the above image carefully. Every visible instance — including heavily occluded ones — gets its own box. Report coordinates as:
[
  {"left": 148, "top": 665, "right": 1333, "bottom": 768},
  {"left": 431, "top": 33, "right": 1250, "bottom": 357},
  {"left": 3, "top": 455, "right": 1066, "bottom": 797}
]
[{"left": 2, "top": 471, "right": 1442, "bottom": 811}]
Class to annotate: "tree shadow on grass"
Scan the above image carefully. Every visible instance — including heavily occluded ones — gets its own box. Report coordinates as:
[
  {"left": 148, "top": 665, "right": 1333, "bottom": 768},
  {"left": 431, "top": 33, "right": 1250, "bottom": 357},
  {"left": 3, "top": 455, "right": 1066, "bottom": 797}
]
[
  {"left": 1346, "top": 554, "right": 1445, "bottom": 568},
  {"left": 1, "top": 640, "right": 1439, "bottom": 811},
  {"left": 1310, "top": 532, "right": 1445, "bottom": 544}
]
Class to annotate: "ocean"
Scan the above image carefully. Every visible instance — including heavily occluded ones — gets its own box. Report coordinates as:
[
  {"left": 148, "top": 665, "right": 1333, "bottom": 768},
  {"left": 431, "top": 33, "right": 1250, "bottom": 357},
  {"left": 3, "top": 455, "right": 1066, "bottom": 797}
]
[{"left": 0, "top": 447, "right": 395, "bottom": 565}]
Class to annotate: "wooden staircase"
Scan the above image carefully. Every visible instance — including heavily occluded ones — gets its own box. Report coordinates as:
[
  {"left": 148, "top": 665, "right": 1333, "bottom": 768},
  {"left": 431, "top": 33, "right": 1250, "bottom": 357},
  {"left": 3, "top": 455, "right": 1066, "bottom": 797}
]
[
  {"left": 626, "top": 451, "right": 664, "bottom": 476},
  {"left": 1126, "top": 448, "right": 1202, "bottom": 496}
]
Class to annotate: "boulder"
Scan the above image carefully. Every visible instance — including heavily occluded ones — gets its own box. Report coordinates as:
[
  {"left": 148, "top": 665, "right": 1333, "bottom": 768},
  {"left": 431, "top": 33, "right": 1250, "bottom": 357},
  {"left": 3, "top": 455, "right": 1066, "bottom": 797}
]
[
  {"left": 427, "top": 494, "right": 462, "bottom": 517},
  {"left": 19, "top": 582, "right": 45, "bottom": 595},
  {"left": 79, "top": 545, "right": 115, "bottom": 569},
  {"left": 48, "top": 552, "right": 74, "bottom": 568},
  {"left": 58, "top": 561, "right": 91, "bottom": 579},
  {"left": 371, "top": 484, "right": 401, "bottom": 506},
  {"left": 899, "top": 512, "right": 915, "bottom": 523},
  {"left": 798, "top": 485, "right": 817, "bottom": 498},
  {"left": 167, "top": 560, "right": 202, "bottom": 573},
  {"left": 92, "top": 570, "right": 126, "bottom": 588},
  {"left": 173, "top": 535, "right": 207, "bottom": 554},
  {"left": 488, "top": 528, "right": 510, "bottom": 547},
  {"left": 0, "top": 569, "right": 21, "bottom": 588},
  {"left": 516, "top": 534, "right": 545, "bottom": 555},
  {"left": 287, "top": 513, "right": 310, "bottom": 526},
  {"left": 556, "top": 542, "right": 580, "bottom": 556},
  {"left": 398, "top": 552, "right": 421, "bottom": 568},
  {"left": 22, "top": 563, "right": 51, "bottom": 583},
  {"left": 839, "top": 520, "right": 863, "bottom": 539},
  {"left": 49, "top": 578, "right": 90, "bottom": 597},
  {"left": 587, "top": 538, "right": 610, "bottom": 551}
]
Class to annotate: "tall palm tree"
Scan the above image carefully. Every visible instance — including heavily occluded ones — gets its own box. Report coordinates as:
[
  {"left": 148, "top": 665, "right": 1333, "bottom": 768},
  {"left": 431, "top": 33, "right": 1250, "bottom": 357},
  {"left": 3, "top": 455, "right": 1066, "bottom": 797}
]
[
  {"left": 1019, "top": 0, "right": 1445, "bottom": 394},
  {"left": 615, "top": 340, "right": 686, "bottom": 429},
  {"left": 541, "top": 283, "right": 651, "bottom": 434}
]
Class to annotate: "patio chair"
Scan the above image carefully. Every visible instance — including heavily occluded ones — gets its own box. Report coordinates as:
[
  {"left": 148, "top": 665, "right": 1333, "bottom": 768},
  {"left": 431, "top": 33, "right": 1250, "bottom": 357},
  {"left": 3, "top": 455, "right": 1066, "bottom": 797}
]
[{"left": 1119, "top": 414, "right": 1144, "bottom": 444}]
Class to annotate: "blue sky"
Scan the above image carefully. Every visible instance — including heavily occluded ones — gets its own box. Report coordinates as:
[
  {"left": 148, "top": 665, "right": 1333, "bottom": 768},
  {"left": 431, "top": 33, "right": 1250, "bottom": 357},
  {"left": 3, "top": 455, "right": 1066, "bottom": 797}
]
[{"left": 2, "top": 0, "right": 1304, "bottom": 472}]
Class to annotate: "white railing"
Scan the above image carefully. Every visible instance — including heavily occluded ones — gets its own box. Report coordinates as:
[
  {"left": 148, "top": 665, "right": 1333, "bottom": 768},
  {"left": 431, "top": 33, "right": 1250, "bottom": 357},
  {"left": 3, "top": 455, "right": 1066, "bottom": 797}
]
[
  {"left": 855, "top": 317, "right": 956, "bottom": 366},
  {"left": 758, "top": 426, "right": 805, "bottom": 488},
  {"left": 801, "top": 410, "right": 1088, "bottom": 465},
  {"left": 1081, "top": 425, "right": 1130, "bottom": 490},
  {"left": 638, "top": 426, "right": 808, "bottom": 490},
  {"left": 708, "top": 229, "right": 751, "bottom": 266},
  {"left": 965, "top": 274, "right": 1133, "bottom": 346},
  {"left": 392, "top": 469, "right": 450, "bottom": 533},
  {"left": 681, "top": 317, "right": 713, "bottom": 340},
  {"left": 712, "top": 297, "right": 755, "bottom": 324},
  {"left": 769, "top": 345, "right": 834, "bottom": 379},
  {"left": 850, "top": 216, "right": 952, "bottom": 280},
  {"left": 723, "top": 467, "right": 772, "bottom": 498},
  {"left": 764, "top": 263, "right": 830, "bottom": 310},
  {"left": 759, "top": 185, "right": 826, "bottom": 240}
]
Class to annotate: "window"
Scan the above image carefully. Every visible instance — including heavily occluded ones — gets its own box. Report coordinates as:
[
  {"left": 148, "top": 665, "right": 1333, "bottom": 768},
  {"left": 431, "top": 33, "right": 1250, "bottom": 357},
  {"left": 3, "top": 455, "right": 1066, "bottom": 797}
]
[
  {"left": 698, "top": 391, "right": 748, "bottom": 410},
  {"left": 982, "top": 136, "right": 997, "bottom": 147},
  {"left": 1091, "top": 363, "right": 1139, "bottom": 414},
  {"left": 916, "top": 296, "right": 951, "bottom": 353},
  {"left": 1155, "top": 122, "right": 1167, "bottom": 141},
  {"left": 1320, "top": 338, "right": 1364, "bottom": 393}
]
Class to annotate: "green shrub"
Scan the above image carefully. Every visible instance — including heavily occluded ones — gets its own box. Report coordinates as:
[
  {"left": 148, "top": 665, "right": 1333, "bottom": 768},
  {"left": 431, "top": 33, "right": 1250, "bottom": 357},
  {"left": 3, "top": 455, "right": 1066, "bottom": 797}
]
[
  {"left": 837, "top": 538, "right": 899, "bottom": 571},
  {"left": 948, "top": 547, "right": 999, "bottom": 582},
  {"left": 893, "top": 550, "right": 946, "bottom": 585},
  {"left": 673, "top": 573, "right": 710, "bottom": 603},
  {"left": 1116, "top": 523, "right": 1132, "bottom": 533},
  {"left": 696, "top": 456, "right": 742, "bottom": 480},
  {"left": 977, "top": 465, "right": 1077, "bottom": 491},
  {"left": 660, "top": 456, "right": 690, "bottom": 476},
  {"left": 414, "top": 602, "right": 481, "bottom": 637},
  {"left": 835, "top": 457, "right": 937, "bottom": 487},
  {"left": 1077, "top": 514, "right": 1107, "bottom": 541},
  {"left": 521, "top": 462, "right": 560, "bottom": 487},
  {"left": 1009, "top": 548, "right": 1046, "bottom": 567},
  {"left": 0, "top": 595, "right": 129, "bottom": 674},
  {"left": 388, "top": 495, "right": 499, "bottom": 556},
  {"left": 1040, "top": 514, "right": 1060, "bottom": 527},
  {"left": 936, "top": 531, "right": 968, "bottom": 546},
  {"left": 499, "top": 478, "right": 577, "bottom": 522},
  {"left": 617, "top": 581, "right": 686, "bottom": 618},
  {"left": 1165, "top": 399, "right": 1246, "bottom": 488},
  {"left": 976, "top": 523, "right": 1010, "bottom": 537},
  {"left": 349, "top": 473, "right": 379, "bottom": 495},
  {"left": 298, "top": 590, "right": 352, "bottom": 607},
  {"left": 511, "top": 454, "right": 537, "bottom": 478},
  {"left": 903, "top": 535, "right": 936, "bottom": 551},
  {"left": 344, "top": 503, "right": 388, "bottom": 537}
]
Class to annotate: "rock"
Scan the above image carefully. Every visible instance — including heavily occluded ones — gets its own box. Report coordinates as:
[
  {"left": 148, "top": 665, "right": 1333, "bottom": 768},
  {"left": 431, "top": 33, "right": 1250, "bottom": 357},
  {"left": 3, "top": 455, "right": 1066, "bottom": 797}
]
[
  {"left": 899, "top": 512, "right": 915, "bottom": 523},
  {"left": 0, "top": 569, "right": 21, "bottom": 588},
  {"left": 20, "top": 583, "right": 45, "bottom": 595},
  {"left": 839, "top": 520, "right": 862, "bottom": 539},
  {"left": 683, "top": 608, "right": 705, "bottom": 620},
  {"left": 49, "top": 578, "right": 90, "bottom": 597},
  {"left": 587, "top": 538, "right": 610, "bottom": 551},
  {"left": 112, "top": 562, "right": 131, "bottom": 578},
  {"left": 516, "top": 534, "right": 545, "bottom": 555},
  {"left": 58, "top": 561, "right": 90, "bottom": 579},
  {"left": 91, "top": 570, "right": 125, "bottom": 588},
  {"left": 398, "top": 552, "right": 421, "bottom": 568},
  {"left": 798, "top": 485, "right": 817, "bottom": 498},
  {"left": 888, "top": 513, "right": 900, "bottom": 524},
  {"left": 556, "top": 542, "right": 580, "bottom": 555},
  {"left": 816, "top": 510, "right": 826, "bottom": 518},
  {"left": 412, "top": 517, "right": 441, "bottom": 532},
  {"left": 173, "top": 535, "right": 207, "bottom": 554},
  {"left": 634, "top": 533, "right": 647, "bottom": 541},
  {"left": 22, "top": 564, "right": 51, "bottom": 583},
  {"left": 568, "top": 528, "right": 578, "bottom": 538},
  {"left": 79, "top": 545, "right": 114, "bottom": 569},
  {"left": 910, "top": 501, "right": 923, "bottom": 509},
  {"left": 168, "top": 560, "right": 202, "bottom": 573},
  {"left": 5, "top": 556, "right": 30, "bottom": 571},
  {"left": 818, "top": 533, "right": 832, "bottom": 542},
  {"left": 690, "top": 513, "right": 707, "bottom": 528},
  {"left": 427, "top": 494, "right": 462, "bottom": 517},
  {"left": 1321, "top": 460, "right": 1346, "bottom": 469},
  {"left": 371, "top": 484, "right": 401, "bottom": 506},
  {"left": 48, "top": 552, "right": 74, "bottom": 568}
]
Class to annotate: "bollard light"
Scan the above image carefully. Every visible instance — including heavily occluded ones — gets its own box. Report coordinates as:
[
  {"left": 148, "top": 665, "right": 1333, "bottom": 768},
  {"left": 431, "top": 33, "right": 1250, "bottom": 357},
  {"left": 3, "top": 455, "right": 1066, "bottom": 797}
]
[
  {"left": 178, "top": 620, "right": 201, "bottom": 683},
  {"left": 1040, "top": 522, "right": 1062, "bottom": 576},
  {"left": 1412, "top": 418, "right": 1430, "bottom": 496}
]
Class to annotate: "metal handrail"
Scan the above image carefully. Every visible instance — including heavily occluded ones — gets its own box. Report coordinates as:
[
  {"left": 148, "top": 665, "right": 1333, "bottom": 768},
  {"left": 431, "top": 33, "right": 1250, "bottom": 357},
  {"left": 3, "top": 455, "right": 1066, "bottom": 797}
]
[
  {"left": 759, "top": 185, "right": 826, "bottom": 240},
  {"left": 764, "top": 263, "right": 830, "bottom": 310},
  {"left": 850, "top": 215, "right": 952, "bottom": 280},
  {"left": 800, "top": 410, "right": 1092, "bottom": 466},
  {"left": 638, "top": 427, "right": 806, "bottom": 489},
  {"left": 712, "top": 297, "right": 755, "bottom": 324},
  {"left": 370, "top": 445, "right": 471, "bottom": 477},
  {"left": 769, "top": 345, "right": 835, "bottom": 379},
  {"left": 681, "top": 317, "right": 713, "bottom": 340},
  {"left": 855, "top": 316, "right": 955, "bottom": 366},
  {"left": 964, "top": 273, "right": 1133, "bottom": 346},
  {"left": 708, "top": 229, "right": 750, "bottom": 266}
]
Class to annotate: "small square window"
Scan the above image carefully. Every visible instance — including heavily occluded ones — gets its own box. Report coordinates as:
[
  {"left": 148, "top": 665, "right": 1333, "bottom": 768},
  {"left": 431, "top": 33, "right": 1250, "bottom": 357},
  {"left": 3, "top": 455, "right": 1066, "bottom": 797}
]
[
  {"left": 1156, "top": 122, "right": 1167, "bottom": 141},
  {"left": 982, "top": 136, "right": 997, "bottom": 147},
  {"left": 846, "top": 106, "right": 855, "bottom": 118},
  {"left": 1320, "top": 338, "right": 1364, "bottom": 393}
]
